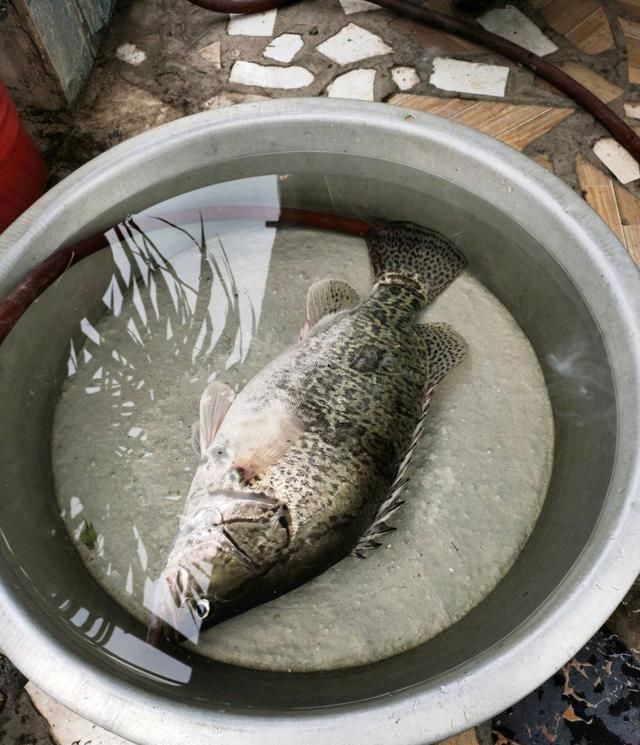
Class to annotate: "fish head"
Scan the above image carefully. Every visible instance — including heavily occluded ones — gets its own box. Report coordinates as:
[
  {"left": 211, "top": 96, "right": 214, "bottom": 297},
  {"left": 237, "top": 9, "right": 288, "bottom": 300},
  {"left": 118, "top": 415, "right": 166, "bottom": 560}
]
[{"left": 146, "top": 490, "right": 291, "bottom": 645}]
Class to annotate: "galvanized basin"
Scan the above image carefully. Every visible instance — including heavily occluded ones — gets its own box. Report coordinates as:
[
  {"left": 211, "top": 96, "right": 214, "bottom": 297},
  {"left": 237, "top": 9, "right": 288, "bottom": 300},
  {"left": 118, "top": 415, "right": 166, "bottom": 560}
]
[{"left": 0, "top": 99, "right": 639, "bottom": 745}]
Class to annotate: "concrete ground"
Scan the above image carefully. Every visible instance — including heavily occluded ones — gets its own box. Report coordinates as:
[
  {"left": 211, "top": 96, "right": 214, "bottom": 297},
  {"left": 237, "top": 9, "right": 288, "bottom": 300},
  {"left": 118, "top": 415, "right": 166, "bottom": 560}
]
[{"left": 4, "top": 0, "right": 640, "bottom": 743}]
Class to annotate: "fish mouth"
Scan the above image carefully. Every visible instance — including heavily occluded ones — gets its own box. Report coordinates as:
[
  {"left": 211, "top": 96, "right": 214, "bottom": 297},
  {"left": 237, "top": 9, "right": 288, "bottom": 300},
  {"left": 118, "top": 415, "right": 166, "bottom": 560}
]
[{"left": 145, "top": 568, "right": 208, "bottom": 647}]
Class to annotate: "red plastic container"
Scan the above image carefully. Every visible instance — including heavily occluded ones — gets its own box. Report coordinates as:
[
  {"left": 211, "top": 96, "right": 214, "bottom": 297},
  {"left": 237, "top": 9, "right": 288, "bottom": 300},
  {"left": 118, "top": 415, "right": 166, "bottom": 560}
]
[{"left": 0, "top": 81, "right": 47, "bottom": 234}]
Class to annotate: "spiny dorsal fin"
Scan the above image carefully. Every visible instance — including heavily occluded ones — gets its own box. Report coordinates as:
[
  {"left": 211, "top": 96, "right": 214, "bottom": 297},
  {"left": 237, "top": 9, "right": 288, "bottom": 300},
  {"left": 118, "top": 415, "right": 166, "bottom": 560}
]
[
  {"left": 300, "top": 279, "right": 359, "bottom": 339},
  {"left": 199, "top": 381, "right": 236, "bottom": 456},
  {"left": 352, "top": 322, "right": 466, "bottom": 557}
]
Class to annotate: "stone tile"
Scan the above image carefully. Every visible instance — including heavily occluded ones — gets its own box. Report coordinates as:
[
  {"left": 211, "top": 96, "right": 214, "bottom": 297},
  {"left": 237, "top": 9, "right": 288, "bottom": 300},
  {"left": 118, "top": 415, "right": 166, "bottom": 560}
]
[
  {"left": 264, "top": 34, "right": 304, "bottom": 63},
  {"left": 625, "top": 102, "right": 640, "bottom": 119},
  {"left": 593, "top": 138, "right": 640, "bottom": 184},
  {"left": 577, "top": 154, "right": 640, "bottom": 265},
  {"left": 326, "top": 68, "right": 376, "bottom": 100},
  {"left": 620, "top": 18, "right": 640, "bottom": 85},
  {"left": 558, "top": 63, "right": 622, "bottom": 104},
  {"left": 389, "top": 94, "right": 573, "bottom": 151},
  {"left": 577, "top": 154, "right": 627, "bottom": 244},
  {"left": 26, "top": 683, "right": 133, "bottom": 744},
  {"left": 478, "top": 5, "right": 558, "bottom": 56},
  {"left": 338, "top": 0, "right": 381, "bottom": 15},
  {"left": 429, "top": 58, "right": 509, "bottom": 98},
  {"left": 618, "top": 0, "right": 640, "bottom": 20},
  {"left": 391, "top": 16, "right": 486, "bottom": 56},
  {"left": 316, "top": 23, "right": 392, "bottom": 65},
  {"left": 115, "top": 43, "right": 146, "bottom": 66},
  {"left": 539, "top": 0, "right": 614, "bottom": 54},
  {"left": 196, "top": 40, "right": 221, "bottom": 69},
  {"left": 230, "top": 61, "right": 314, "bottom": 89},
  {"left": 391, "top": 66, "right": 420, "bottom": 91},
  {"left": 227, "top": 10, "right": 277, "bottom": 37}
]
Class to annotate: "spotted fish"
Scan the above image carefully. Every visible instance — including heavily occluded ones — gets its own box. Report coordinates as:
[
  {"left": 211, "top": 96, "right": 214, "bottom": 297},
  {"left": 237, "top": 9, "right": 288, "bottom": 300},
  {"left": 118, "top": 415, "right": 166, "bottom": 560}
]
[{"left": 147, "top": 222, "right": 466, "bottom": 644}]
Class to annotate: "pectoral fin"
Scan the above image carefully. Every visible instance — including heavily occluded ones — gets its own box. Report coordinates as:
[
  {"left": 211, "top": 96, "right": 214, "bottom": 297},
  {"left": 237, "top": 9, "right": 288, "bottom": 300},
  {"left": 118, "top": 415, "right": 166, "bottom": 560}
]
[
  {"left": 199, "top": 381, "right": 236, "bottom": 456},
  {"left": 300, "top": 279, "right": 359, "bottom": 339},
  {"left": 227, "top": 403, "right": 304, "bottom": 482}
]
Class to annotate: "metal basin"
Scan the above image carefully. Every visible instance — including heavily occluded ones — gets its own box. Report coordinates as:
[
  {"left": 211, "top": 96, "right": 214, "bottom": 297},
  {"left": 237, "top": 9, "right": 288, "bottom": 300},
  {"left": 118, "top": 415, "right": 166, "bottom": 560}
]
[{"left": 0, "top": 99, "right": 639, "bottom": 745}]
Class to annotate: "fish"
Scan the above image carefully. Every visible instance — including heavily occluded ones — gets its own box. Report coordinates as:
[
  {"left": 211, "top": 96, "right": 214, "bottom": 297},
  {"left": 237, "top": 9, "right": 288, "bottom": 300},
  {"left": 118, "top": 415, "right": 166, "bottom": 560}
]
[{"left": 146, "top": 222, "right": 467, "bottom": 645}]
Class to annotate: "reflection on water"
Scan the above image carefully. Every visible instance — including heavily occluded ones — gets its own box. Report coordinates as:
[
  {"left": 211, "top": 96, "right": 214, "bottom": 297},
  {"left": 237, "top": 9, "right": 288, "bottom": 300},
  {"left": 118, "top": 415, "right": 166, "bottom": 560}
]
[
  {"left": 47, "top": 175, "right": 555, "bottom": 673},
  {"left": 57, "top": 206, "right": 278, "bottom": 634},
  {"left": 54, "top": 592, "right": 191, "bottom": 684}
]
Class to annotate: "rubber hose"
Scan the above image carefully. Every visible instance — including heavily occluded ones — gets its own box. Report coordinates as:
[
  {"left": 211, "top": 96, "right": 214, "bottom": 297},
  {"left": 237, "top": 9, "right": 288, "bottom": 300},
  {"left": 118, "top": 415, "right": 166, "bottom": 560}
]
[
  {"left": 186, "top": 0, "right": 297, "bottom": 12},
  {"left": 186, "top": 0, "right": 640, "bottom": 165}
]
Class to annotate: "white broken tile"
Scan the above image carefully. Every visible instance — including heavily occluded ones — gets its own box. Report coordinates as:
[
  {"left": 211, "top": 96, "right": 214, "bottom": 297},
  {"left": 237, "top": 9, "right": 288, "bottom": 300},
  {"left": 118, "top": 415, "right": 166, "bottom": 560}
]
[
  {"left": 593, "top": 138, "right": 640, "bottom": 184},
  {"left": 624, "top": 102, "right": 640, "bottom": 119},
  {"left": 228, "top": 9, "right": 277, "bottom": 36},
  {"left": 230, "top": 61, "right": 314, "bottom": 89},
  {"left": 264, "top": 33, "right": 304, "bottom": 63},
  {"left": 27, "top": 683, "right": 133, "bottom": 744},
  {"left": 392, "top": 66, "right": 420, "bottom": 91},
  {"left": 478, "top": 5, "right": 558, "bottom": 56},
  {"left": 317, "top": 23, "right": 392, "bottom": 65},
  {"left": 430, "top": 57, "right": 509, "bottom": 97},
  {"left": 202, "top": 92, "right": 270, "bottom": 109},
  {"left": 327, "top": 68, "right": 376, "bottom": 100},
  {"left": 339, "top": 0, "right": 381, "bottom": 14},
  {"left": 116, "top": 43, "right": 146, "bottom": 66},
  {"left": 197, "top": 40, "right": 221, "bottom": 68}
]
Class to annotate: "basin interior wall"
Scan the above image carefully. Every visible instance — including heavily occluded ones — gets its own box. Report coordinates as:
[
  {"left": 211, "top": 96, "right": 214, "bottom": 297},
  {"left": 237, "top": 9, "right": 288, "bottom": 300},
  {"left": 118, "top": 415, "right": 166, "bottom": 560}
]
[{"left": 0, "top": 148, "right": 616, "bottom": 711}]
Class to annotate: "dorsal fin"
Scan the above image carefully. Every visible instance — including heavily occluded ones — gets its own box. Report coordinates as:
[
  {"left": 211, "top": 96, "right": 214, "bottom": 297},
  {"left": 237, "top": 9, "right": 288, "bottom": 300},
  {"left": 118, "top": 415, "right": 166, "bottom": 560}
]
[
  {"left": 300, "top": 279, "right": 359, "bottom": 339},
  {"left": 352, "top": 322, "right": 466, "bottom": 557}
]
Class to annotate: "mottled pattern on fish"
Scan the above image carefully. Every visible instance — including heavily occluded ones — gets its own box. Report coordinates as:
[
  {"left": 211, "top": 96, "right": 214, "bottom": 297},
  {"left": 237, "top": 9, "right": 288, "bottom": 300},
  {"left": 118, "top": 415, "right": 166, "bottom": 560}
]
[
  {"left": 148, "top": 222, "right": 467, "bottom": 643},
  {"left": 241, "top": 283, "right": 429, "bottom": 563}
]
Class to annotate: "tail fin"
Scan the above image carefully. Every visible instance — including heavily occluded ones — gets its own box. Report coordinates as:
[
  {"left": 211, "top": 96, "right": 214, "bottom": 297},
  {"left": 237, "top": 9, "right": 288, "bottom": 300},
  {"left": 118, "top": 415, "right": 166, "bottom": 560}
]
[{"left": 366, "top": 222, "right": 466, "bottom": 305}]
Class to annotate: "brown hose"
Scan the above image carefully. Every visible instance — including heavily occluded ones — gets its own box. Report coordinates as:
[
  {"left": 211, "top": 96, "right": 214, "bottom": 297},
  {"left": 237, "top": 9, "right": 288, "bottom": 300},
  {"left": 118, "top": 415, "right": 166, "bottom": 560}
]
[
  {"left": 185, "top": 0, "right": 640, "bottom": 165},
  {"left": 186, "top": 0, "right": 296, "bottom": 11}
]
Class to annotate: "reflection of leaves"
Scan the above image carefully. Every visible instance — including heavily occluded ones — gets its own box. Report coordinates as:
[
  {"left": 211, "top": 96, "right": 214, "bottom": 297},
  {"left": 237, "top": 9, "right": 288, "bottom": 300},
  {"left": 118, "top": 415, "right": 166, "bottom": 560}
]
[
  {"left": 80, "top": 520, "right": 98, "bottom": 550},
  {"left": 66, "top": 214, "right": 256, "bottom": 458},
  {"left": 53, "top": 592, "right": 115, "bottom": 647}
]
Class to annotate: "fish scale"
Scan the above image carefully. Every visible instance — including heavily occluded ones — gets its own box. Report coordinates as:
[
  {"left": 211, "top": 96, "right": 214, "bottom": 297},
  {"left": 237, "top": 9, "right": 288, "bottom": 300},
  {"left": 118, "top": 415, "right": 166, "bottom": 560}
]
[{"left": 147, "top": 222, "right": 468, "bottom": 645}]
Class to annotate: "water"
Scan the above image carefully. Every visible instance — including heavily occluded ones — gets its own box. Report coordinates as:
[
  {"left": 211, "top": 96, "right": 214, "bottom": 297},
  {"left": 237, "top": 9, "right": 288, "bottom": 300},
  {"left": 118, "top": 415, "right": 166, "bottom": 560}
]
[{"left": 0, "top": 173, "right": 554, "bottom": 682}]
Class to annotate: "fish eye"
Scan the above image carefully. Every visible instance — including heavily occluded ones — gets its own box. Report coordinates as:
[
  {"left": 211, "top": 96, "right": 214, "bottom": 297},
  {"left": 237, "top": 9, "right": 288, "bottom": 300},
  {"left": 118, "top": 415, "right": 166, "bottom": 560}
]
[{"left": 195, "top": 598, "right": 210, "bottom": 619}]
